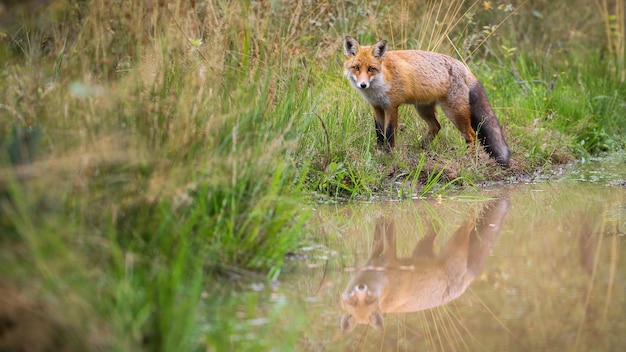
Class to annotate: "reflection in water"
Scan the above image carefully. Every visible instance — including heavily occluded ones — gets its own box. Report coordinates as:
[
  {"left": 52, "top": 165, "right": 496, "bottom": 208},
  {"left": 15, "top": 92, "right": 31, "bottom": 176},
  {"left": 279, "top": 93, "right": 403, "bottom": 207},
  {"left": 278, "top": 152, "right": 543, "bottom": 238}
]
[
  {"left": 340, "top": 198, "right": 509, "bottom": 334},
  {"left": 280, "top": 182, "right": 625, "bottom": 351}
]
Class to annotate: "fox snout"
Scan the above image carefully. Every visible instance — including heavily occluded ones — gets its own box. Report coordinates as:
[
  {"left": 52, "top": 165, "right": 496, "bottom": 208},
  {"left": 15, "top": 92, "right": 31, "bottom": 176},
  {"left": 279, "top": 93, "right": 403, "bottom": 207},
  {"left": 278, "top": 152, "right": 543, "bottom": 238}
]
[
  {"left": 354, "top": 284, "right": 368, "bottom": 297},
  {"left": 342, "top": 283, "right": 370, "bottom": 302},
  {"left": 347, "top": 74, "right": 370, "bottom": 89}
]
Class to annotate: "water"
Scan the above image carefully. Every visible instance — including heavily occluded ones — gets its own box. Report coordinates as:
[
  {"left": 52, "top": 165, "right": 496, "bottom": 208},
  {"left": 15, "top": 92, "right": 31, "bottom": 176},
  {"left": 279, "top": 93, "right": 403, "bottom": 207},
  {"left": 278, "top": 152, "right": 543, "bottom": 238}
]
[{"left": 224, "top": 156, "right": 626, "bottom": 351}]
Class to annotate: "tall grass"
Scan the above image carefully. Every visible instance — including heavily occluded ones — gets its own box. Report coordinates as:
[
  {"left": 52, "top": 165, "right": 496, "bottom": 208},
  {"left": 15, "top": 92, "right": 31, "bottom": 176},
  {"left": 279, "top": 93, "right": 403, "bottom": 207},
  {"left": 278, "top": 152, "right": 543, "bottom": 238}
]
[
  {"left": 1, "top": 1, "right": 315, "bottom": 349},
  {"left": 1, "top": 0, "right": 625, "bottom": 350},
  {"left": 596, "top": 0, "right": 625, "bottom": 83}
]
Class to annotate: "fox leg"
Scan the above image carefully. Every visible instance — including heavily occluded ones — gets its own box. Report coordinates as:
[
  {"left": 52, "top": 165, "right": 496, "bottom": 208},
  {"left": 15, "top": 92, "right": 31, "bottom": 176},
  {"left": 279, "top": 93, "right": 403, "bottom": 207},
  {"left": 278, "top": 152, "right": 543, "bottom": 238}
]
[
  {"left": 376, "top": 218, "right": 396, "bottom": 258},
  {"left": 372, "top": 217, "right": 395, "bottom": 257},
  {"left": 383, "top": 107, "right": 398, "bottom": 150},
  {"left": 412, "top": 222, "right": 437, "bottom": 259},
  {"left": 372, "top": 106, "right": 388, "bottom": 151},
  {"left": 440, "top": 101, "right": 477, "bottom": 152},
  {"left": 373, "top": 105, "right": 397, "bottom": 152},
  {"left": 415, "top": 103, "right": 441, "bottom": 147}
]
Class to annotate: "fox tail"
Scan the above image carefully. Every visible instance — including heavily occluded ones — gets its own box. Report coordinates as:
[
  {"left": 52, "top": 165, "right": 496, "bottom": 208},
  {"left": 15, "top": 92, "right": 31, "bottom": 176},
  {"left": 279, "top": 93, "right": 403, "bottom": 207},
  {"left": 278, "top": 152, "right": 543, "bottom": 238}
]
[{"left": 469, "top": 82, "right": 510, "bottom": 168}]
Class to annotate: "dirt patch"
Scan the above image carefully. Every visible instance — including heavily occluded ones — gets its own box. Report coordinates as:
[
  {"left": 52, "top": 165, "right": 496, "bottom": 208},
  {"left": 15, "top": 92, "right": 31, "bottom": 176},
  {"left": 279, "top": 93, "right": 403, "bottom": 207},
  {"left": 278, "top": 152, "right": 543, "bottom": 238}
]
[{"left": 0, "top": 285, "right": 92, "bottom": 352}]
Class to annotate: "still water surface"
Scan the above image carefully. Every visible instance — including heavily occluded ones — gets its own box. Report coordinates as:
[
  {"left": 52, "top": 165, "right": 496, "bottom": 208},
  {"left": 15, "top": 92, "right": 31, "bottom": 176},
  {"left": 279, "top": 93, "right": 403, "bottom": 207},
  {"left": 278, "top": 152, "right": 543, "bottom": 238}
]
[
  {"left": 222, "top": 156, "right": 626, "bottom": 351},
  {"left": 278, "top": 160, "right": 625, "bottom": 351}
]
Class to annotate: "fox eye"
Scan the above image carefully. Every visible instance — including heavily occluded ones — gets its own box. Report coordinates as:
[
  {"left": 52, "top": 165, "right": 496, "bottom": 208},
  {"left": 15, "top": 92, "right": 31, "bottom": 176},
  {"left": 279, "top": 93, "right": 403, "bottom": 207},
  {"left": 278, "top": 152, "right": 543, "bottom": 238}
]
[
  {"left": 352, "top": 65, "right": 360, "bottom": 72},
  {"left": 367, "top": 66, "right": 376, "bottom": 72}
]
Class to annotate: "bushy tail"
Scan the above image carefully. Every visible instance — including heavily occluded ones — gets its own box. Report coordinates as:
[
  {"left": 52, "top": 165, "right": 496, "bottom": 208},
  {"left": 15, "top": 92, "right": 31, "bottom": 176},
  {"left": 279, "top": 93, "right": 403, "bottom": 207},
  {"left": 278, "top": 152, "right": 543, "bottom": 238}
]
[{"left": 469, "top": 82, "right": 510, "bottom": 167}]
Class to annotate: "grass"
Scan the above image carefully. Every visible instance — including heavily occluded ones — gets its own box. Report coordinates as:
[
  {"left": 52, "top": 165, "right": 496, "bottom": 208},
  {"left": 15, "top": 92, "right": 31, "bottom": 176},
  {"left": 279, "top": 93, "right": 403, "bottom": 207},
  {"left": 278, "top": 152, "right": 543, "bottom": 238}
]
[{"left": 0, "top": 0, "right": 625, "bottom": 350}]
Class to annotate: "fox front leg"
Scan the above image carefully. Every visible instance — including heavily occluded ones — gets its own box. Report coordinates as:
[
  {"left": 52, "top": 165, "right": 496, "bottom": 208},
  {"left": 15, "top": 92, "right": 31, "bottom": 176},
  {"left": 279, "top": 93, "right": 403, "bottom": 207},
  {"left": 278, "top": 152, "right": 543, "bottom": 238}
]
[
  {"left": 372, "top": 106, "right": 388, "bottom": 152},
  {"left": 373, "top": 105, "right": 398, "bottom": 152},
  {"left": 383, "top": 107, "right": 399, "bottom": 150}
]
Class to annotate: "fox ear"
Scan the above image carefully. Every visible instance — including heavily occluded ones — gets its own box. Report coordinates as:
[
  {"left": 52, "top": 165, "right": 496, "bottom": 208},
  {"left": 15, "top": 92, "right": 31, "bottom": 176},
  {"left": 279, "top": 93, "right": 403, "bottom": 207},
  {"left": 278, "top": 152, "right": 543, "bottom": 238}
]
[
  {"left": 373, "top": 40, "right": 388, "bottom": 59},
  {"left": 369, "top": 312, "right": 384, "bottom": 331},
  {"left": 344, "top": 36, "right": 359, "bottom": 57},
  {"left": 341, "top": 314, "right": 356, "bottom": 334}
]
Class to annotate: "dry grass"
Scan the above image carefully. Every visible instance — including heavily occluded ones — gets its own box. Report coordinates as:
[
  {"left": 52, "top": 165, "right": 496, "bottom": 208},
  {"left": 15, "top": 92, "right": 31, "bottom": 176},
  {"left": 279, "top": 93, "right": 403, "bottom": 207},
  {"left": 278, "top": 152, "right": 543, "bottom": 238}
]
[{"left": 0, "top": 0, "right": 625, "bottom": 350}]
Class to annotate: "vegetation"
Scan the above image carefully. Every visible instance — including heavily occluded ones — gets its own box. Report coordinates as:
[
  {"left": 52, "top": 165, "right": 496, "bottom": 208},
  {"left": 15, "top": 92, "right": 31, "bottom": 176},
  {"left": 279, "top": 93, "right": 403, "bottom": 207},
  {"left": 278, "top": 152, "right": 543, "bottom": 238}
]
[{"left": 0, "top": 0, "right": 624, "bottom": 350}]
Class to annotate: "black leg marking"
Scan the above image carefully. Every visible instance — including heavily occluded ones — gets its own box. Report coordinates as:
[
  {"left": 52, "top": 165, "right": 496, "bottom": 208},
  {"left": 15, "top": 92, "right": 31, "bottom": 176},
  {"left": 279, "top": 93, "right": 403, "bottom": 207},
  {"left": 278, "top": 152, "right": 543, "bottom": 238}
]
[
  {"left": 375, "top": 120, "right": 386, "bottom": 149},
  {"left": 384, "top": 123, "right": 394, "bottom": 152}
]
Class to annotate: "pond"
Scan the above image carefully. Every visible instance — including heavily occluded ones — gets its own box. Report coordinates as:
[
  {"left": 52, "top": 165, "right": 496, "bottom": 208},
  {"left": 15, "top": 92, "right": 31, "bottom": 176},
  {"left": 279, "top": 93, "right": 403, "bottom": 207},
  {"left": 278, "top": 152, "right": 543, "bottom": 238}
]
[{"left": 220, "top": 156, "right": 625, "bottom": 351}]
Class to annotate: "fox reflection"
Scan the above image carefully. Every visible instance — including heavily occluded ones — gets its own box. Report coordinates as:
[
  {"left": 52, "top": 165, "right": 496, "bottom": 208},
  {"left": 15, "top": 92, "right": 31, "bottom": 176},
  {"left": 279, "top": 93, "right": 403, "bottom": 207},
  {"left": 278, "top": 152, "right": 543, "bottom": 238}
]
[{"left": 340, "top": 198, "right": 509, "bottom": 334}]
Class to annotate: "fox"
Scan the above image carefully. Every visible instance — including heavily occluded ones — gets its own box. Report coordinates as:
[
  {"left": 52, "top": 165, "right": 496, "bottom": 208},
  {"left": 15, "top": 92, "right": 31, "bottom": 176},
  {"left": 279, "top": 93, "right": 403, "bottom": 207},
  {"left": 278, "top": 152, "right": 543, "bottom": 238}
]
[
  {"left": 343, "top": 36, "right": 510, "bottom": 167},
  {"left": 340, "top": 198, "right": 509, "bottom": 334}
]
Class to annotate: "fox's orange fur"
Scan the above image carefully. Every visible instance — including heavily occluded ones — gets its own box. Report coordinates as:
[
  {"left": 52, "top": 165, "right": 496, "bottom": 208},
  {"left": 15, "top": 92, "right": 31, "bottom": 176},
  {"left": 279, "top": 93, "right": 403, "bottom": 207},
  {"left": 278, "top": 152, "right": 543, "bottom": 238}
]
[
  {"left": 343, "top": 36, "right": 510, "bottom": 167},
  {"left": 340, "top": 198, "right": 509, "bottom": 334}
]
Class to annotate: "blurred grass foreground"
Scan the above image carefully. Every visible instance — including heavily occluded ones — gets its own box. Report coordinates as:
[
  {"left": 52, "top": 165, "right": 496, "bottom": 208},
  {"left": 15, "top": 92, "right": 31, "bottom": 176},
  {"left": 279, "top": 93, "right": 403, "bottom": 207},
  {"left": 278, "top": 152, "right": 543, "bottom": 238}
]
[{"left": 0, "top": 0, "right": 625, "bottom": 350}]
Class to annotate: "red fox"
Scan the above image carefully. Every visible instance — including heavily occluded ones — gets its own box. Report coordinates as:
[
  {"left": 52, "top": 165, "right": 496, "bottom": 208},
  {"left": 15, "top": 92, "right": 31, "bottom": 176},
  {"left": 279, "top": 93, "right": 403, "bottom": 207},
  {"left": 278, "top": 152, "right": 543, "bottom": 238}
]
[
  {"left": 343, "top": 36, "right": 510, "bottom": 167},
  {"left": 340, "top": 198, "right": 509, "bottom": 334}
]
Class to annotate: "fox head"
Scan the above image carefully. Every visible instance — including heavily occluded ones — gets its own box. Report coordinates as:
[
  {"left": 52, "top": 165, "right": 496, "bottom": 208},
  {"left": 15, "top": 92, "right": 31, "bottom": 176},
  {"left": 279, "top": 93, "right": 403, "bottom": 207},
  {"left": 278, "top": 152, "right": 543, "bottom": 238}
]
[
  {"left": 343, "top": 36, "right": 388, "bottom": 90},
  {"left": 340, "top": 283, "right": 384, "bottom": 334}
]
